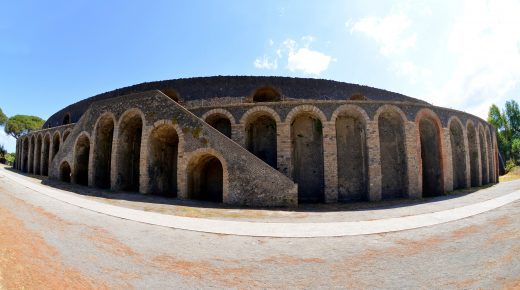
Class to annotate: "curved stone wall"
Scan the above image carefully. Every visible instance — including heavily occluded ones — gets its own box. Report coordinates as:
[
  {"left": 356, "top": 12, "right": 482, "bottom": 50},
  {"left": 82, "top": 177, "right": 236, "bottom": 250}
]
[{"left": 15, "top": 77, "right": 499, "bottom": 207}]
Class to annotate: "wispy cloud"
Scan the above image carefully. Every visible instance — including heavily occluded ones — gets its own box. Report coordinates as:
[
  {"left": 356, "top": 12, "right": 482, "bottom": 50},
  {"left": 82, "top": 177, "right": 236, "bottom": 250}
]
[
  {"left": 254, "top": 36, "right": 333, "bottom": 75},
  {"left": 348, "top": 13, "right": 416, "bottom": 55}
]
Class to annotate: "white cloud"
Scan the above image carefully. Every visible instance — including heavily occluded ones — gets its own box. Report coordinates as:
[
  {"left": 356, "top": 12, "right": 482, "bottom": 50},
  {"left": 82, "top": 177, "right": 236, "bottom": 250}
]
[
  {"left": 392, "top": 61, "right": 432, "bottom": 85},
  {"left": 434, "top": 0, "right": 520, "bottom": 118},
  {"left": 254, "top": 55, "right": 278, "bottom": 70},
  {"left": 349, "top": 13, "right": 416, "bottom": 55},
  {"left": 254, "top": 36, "right": 333, "bottom": 75},
  {"left": 0, "top": 129, "right": 16, "bottom": 153}
]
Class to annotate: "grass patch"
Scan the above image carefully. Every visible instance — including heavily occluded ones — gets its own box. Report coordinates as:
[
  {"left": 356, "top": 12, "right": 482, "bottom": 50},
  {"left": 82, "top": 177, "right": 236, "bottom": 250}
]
[{"left": 500, "top": 166, "right": 520, "bottom": 182}]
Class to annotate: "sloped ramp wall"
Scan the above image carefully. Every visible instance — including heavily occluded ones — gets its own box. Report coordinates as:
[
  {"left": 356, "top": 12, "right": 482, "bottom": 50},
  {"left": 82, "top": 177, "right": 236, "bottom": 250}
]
[{"left": 49, "top": 90, "right": 297, "bottom": 207}]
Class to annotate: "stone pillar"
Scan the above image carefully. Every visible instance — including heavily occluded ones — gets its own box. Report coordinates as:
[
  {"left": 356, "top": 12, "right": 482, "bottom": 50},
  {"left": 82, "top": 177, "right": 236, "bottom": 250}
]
[
  {"left": 462, "top": 127, "right": 471, "bottom": 188},
  {"left": 404, "top": 121, "right": 421, "bottom": 198},
  {"left": 366, "top": 120, "right": 382, "bottom": 201},
  {"left": 28, "top": 137, "right": 33, "bottom": 174},
  {"left": 110, "top": 128, "right": 120, "bottom": 191},
  {"left": 476, "top": 130, "right": 482, "bottom": 186},
  {"left": 139, "top": 125, "right": 151, "bottom": 194},
  {"left": 277, "top": 122, "right": 291, "bottom": 178},
  {"left": 322, "top": 121, "right": 338, "bottom": 203},
  {"left": 87, "top": 136, "right": 95, "bottom": 187},
  {"left": 231, "top": 124, "right": 245, "bottom": 147},
  {"left": 442, "top": 127, "right": 454, "bottom": 193}
]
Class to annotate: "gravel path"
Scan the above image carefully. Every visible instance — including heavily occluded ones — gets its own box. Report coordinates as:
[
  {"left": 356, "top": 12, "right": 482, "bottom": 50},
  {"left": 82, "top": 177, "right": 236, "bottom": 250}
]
[{"left": 0, "top": 173, "right": 518, "bottom": 289}]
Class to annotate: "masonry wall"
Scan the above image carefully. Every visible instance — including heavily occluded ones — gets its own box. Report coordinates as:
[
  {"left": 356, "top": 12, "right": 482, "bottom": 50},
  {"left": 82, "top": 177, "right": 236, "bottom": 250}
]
[{"left": 17, "top": 88, "right": 498, "bottom": 207}]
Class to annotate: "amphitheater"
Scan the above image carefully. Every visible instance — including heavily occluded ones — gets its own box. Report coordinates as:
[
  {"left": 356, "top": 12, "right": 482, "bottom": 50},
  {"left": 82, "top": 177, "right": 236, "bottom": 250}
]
[{"left": 13, "top": 76, "right": 499, "bottom": 207}]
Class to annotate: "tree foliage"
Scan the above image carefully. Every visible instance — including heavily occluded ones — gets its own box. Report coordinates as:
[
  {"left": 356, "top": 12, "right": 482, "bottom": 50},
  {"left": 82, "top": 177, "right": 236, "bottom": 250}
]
[
  {"left": 489, "top": 100, "right": 520, "bottom": 166},
  {"left": 0, "top": 108, "right": 7, "bottom": 126},
  {"left": 4, "top": 115, "right": 45, "bottom": 139}
]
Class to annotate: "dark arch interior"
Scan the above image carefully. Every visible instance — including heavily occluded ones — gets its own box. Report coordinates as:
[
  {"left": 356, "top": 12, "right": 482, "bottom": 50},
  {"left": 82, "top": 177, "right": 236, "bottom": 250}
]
[
  {"left": 252, "top": 86, "right": 282, "bottom": 102},
  {"left": 74, "top": 135, "right": 90, "bottom": 186},
  {"left": 160, "top": 88, "right": 181, "bottom": 102},
  {"left": 63, "top": 113, "right": 71, "bottom": 125},
  {"left": 42, "top": 135, "right": 50, "bottom": 176},
  {"left": 148, "top": 124, "right": 178, "bottom": 196},
  {"left": 349, "top": 93, "right": 367, "bottom": 101},
  {"left": 22, "top": 139, "right": 29, "bottom": 173},
  {"left": 60, "top": 162, "right": 71, "bottom": 183},
  {"left": 246, "top": 114, "right": 277, "bottom": 168},
  {"left": 116, "top": 112, "right": 143, "bottom": 191},
  {"left": 93, "top": 116, "right": 114, "bottom": 189},
  {"left": 479, "top": 128, "right": 488, "bottom": 184},
  {"left": 378, "top": 111, "right": 407, "bottom": 199},
  {"left": 486, "top": 131, "right": 494, "bottom": 183},
  {"left": 291, "top": 114, "right": 324, "bottom": 203},
  {"left": 336, "top": 114, "right": 368, "bottom": 201},
  {"left": 51, "top": 133, "right": 61, "bottom": 161},
  {"left": 189, "top": 155, "right": 223, "bottom": 202},
  {"left": 467, "top": 123, "right": 479, "bottom": 187},
  {"left": 450, "top": 121, "right": 467, "bottom": 190},
  {"left": 419, "top": 118, "right": 443, "bottom": 197},
  {"left": 34, "top": 136, "right": 42, "bottom": 175},
  {"left": 63, "top": 130, "right": 71, "bottom": 142},
  {"left": 206, "top": 114, "right": 232, "bottom": 138},
  {"left": 28, "top": 137, "right": 35, "bottom": 173}
]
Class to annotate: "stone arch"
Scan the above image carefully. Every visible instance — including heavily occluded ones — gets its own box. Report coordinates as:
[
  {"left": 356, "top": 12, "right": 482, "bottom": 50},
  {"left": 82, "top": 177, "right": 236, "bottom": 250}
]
[
  {"left": 115, "top": 109, "right": 144, "bottom": 191},
  {"left": 416, "top": 109, "right": 444, "bottom": 197},
  {"left": 186, "top": 149, "right": 228, "bottom": 202},
  {"left": 376, "top": 106, "right": 408, "bottom": 199},
  {"left": 63, "top": 129, "right": 72, "bottom": 142},
  {"left": 202, "top": 109, "right": 234, "bottom": 138},
  {"left": 148, "top": 123, "right": 179, "bottom": 196},
  {"left": 22, "top": 137, "right": 29, "bottom": 173},
  {"left": 287, "top": 106, "right": 326, "bottom": 203},
  {"left": 73, "top": 133, "right": 90, "bottom": 186},
  {"left": 92, "top": 113, "right": 115, "bottom": 189},
  {"left": 251, "top": 86, "right": 282, "bottom": 102},
  {"left": 241, "top": 107, "right": 280, "bottom": 168},
  {"left": 34, "top": 134, "right": 42, "bottom": 175},
  {"left": 41, "top": 133, "right": 51, "bottom": 176},
  {"left": 332, "top": 105, "right": 369, "bottom": 201},
  {"left": 466, "top": 121, "right": 480, "bottom": 187},
  {"left": 478, "top": 124, "right": 488, "bottom": 184},
  {"left": 51, "top": 131, "right": 61, "bottom": 162},
  {"left": 62, "top": 113, "right": 71, "bottom": 125},
  {"left": 448, "top": 117, "right": 468, "bottom": 190},
  {"left": 60, "top": 161, "right": 71, "bottom": 183}
]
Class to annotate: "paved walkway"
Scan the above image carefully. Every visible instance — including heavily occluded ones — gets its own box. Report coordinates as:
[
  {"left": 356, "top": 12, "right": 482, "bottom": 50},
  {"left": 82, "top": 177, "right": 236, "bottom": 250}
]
[{"left": 2, "top": 167, "right": 519, "bottom": 237}]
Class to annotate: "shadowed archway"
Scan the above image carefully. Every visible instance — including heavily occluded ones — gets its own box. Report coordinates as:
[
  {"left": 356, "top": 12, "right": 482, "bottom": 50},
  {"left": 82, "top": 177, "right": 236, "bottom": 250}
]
[
  {"left": 246, "top": 114, "right": 277, "bottom": 168},
  {"left": 93, "top": 115, "right": 114, "bottom": 189},
  {"left": 116, "top": 111, "right": 143, "bottom": 191},
  {"left": 188, "top": 155, "right": 223, "bottom": 202},
  {"left": 419, "top": 117, "right": 443, "bottom": 197},
  {"left": 73, "top": 134, "right": 90, "bottom": 186},
  {"left": 450, "top": 120, "right": 467, "bottom": 190},
  {"left": 148, "top": 124, "right": 179, "bottom": 196}
]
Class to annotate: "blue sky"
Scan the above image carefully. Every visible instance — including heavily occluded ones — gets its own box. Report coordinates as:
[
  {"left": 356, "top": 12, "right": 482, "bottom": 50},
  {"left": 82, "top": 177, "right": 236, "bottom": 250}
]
[{"left": 1, "top": 0, "right": 519, "bottom": 152}]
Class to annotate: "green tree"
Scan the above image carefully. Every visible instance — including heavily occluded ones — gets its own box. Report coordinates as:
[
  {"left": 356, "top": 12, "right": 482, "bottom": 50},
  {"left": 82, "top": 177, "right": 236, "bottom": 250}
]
[
  {"left": 0, "top": 108, "right": 7, "bottom": 126},
  {"left": 489, "top": 100, "right": 520, "bottom": 165},
  {"left": 4, "top": 115, "right": 45, "bottom": 138},
  {"left": 0, "top": 144, "right": 6, "bottom": 157}
]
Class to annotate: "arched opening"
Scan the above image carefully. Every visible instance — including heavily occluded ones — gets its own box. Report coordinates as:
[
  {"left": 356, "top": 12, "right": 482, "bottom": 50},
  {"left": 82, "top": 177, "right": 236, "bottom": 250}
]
[
  {"left": 252, "top": 86, "right": 282, "bottom": 102},
  {"left": 419, "top": 118, "right": 443, "bottom": 197},
  {"left": 188, "top": 155, "right": 223, "bottom": 202},
  {"left": 291, "top": 113, "right": 324, "bottom": 203},
  {"left": 378, "top": 110, "right": 407, "bottom": 199},
  {"left": 206, "top": 114, "right": 231, "bottom": 138},
  {"left": 34, "top": 135, "right": 42, "bottom": 175},
  {"left": 246, "top": 114, "right": 277, "bottom": 168},
  {"left": 73, "top": 134, "right": 90, "bottom": 186},
  {"left": 62, "top": 113, "right": 71, "bottom": 125},
  {"left": 22, "top": 139, "right": 29, "bottom": 173},
  {"left": 93, "top": 116, "right": 114, "bottom": 189},
  {"left": 42, "top": 134, "right": 50, "bottom": 176},
  {"left": 336, "top": 113, "right": 368, "bottom": 201},
  {"left": 60, "top": 161, "right": 71, "bottom": 183},
  {"left": 148, "top": 124, "right": 178, "bottom": 196},
  {"left": 51, "top": 133, "right": 61, "bottom": 161},
  {"left": 116, "top": 111, "right": 143, "bottom": 191},
  {"left": 349, "top": 93, "right": 367, "bottom": 101},
  {"left": 479, "top": 127, "right": 488, "bottom": 185},
  {"left": 450, "top": 121, "right": 467, "bottom": 190},
  {"left": 160, "top": 88, "right": 181, "bottom": 103},
  {"left": 63, "top": 130, "right": 71, "bottom": 142},
  {"left": 467, "top": 123, "right": 479, "bottom": 187}
]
